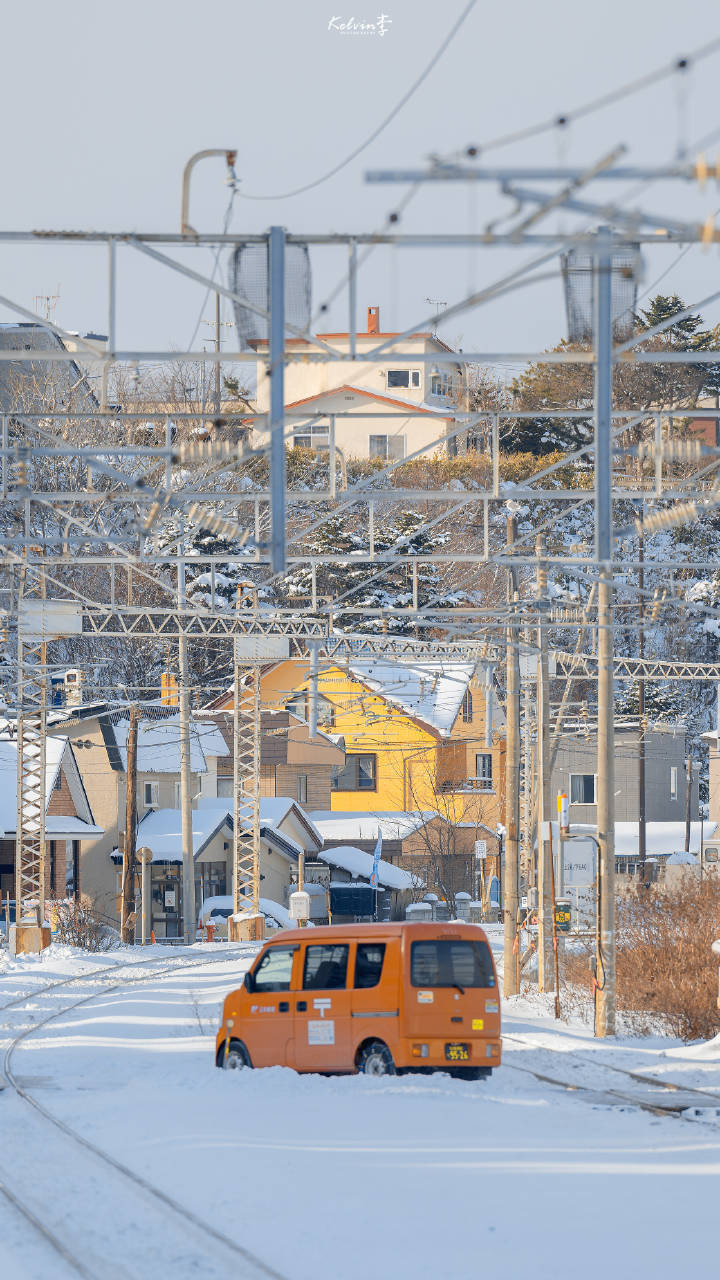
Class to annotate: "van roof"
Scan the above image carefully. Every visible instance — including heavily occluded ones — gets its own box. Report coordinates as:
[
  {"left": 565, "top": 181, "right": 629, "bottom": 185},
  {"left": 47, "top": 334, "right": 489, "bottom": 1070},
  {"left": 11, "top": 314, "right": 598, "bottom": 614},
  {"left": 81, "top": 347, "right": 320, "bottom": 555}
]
[{"left": 263, "top": 922, "right": 489, "bottom": 944}]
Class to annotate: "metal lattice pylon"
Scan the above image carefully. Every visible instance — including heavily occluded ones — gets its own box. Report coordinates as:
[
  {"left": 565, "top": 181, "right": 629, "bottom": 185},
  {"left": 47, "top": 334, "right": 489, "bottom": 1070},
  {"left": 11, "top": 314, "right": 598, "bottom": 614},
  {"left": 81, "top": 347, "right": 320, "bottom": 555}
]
[
  {"left": 15, "top": 565, "right": 47, "bottom": 927},
  {"left": 232, "top": 654, "right": 261, "bottom": 932}
]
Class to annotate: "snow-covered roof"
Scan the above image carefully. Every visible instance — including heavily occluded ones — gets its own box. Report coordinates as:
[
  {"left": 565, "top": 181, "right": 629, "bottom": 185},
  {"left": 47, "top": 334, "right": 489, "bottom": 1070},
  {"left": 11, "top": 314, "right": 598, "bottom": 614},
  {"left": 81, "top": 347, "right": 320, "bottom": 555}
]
[
  {"left": 258, "top": 797, "right": 322, "bottom": 846},
  {"left": 564, "top": 820, "right": 717, "bottom": 857},
  {"left": 316, "top": 844, "right": 418, "bottom": 890},
  {"left": 198, "top": 893, "right": 294, "bottom": 929},
  {"left": 310, "top": 810, "right": 440, "bottom": 842},
  {"left": 0, "top": 737, "right": 101, "bottom": 837},
  {"left": 136, "top": 805, "right": 233, "bottom": 863},
  {"left": 347, "top": 661, "right": 475, "bottom": 737},
  {"left": 112, "top": 715, "right": 229, "bottom": 774}
]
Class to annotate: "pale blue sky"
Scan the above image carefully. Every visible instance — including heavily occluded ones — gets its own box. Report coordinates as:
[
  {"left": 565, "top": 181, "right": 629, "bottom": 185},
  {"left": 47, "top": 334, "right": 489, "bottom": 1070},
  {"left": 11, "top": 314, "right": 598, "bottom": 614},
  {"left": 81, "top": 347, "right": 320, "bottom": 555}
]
[{"left": 2, "top": 0, "right": 719, "bottom": 366}]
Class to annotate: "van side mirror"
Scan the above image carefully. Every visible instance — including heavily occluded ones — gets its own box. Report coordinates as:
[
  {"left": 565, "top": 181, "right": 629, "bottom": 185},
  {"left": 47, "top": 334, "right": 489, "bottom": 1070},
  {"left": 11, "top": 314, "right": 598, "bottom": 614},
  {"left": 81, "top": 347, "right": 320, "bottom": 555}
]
[{"left": 243, "top": 971, "right": 255, "bottom": 993}]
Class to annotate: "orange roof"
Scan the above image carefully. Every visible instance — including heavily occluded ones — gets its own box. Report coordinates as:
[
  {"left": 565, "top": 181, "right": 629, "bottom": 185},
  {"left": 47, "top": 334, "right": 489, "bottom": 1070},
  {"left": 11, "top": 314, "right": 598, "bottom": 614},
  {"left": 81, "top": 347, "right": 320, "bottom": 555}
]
[
  {"left": 248, "top": 331, "right": 456, "bottom": 354},
  {"left": 283, "top": 384, "right": 457, "bottom": 419}
]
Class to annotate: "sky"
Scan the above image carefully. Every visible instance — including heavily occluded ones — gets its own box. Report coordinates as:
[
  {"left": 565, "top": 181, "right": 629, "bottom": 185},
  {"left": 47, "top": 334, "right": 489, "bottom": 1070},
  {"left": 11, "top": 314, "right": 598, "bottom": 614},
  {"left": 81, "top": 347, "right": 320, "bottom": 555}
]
[{"left": 2, "top": 0, "right": 720, "bottom": 377}]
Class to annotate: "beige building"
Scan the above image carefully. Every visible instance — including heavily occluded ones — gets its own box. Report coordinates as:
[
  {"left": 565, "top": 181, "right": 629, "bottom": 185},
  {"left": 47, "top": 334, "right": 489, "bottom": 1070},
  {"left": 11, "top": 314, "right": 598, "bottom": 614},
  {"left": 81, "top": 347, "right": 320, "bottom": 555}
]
[
  {"left": 250, "top": 305, "right": 461, "bottom": 461},
  {"left": 48, "top": 705, "right": 230, "bottom": 921}
]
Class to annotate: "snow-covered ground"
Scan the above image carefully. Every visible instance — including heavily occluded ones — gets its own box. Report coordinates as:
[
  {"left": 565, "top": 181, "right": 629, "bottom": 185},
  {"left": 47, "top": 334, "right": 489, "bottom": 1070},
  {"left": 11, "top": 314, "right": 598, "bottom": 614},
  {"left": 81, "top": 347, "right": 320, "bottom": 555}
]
[{"left": 1, "top": 930, "right": 718, "bottom": 1279}]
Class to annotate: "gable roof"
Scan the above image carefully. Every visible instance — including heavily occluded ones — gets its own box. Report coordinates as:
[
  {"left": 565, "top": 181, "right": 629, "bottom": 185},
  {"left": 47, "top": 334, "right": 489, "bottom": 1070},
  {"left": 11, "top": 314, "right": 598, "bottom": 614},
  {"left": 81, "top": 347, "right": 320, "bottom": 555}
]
[
  {"left": 310, "top": 810, "right": 442, "bottom": 842},
  {"left": 0, "top": 736, "right": 101, "bottom": 837},
  {"left": 284, "top": 383, "right": 457, "bottom": 420},
  {"left": 347, "top": 661, "right": 475, "bottom": 738}
]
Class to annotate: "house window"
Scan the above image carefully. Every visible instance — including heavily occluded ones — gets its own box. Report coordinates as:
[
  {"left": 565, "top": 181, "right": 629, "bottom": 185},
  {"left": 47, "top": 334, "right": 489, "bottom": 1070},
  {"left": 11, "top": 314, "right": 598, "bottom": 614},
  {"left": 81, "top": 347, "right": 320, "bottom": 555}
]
[
  {"left": 369, "top": 434, "right": 406, "bottom": 460},
  {"left": 386, "top": 369, "right": 420, "bottom": 389},
  {"left": 297, "top": 775, "right": 308, "bottom": 804},
  {"left": 286, "top": 691, "right": 309, "bottom": 721},
  {"left": 474, "top": 753, "right": 493, "bottom": 790},
  {"left": 430, "top": 371, "right": 456, "bottom": 398},
  {"left": 143, "top": 780, "right": 160, "bottom": 809},
  {"left": 670, "top": 766, "right": 678, "bottom": 800},
  {"left": 461, "top": 690, "right": 473, "bottom": 723},
  {"left": 217, "top": 776, "right": 233, "bottom": 799},
  {"left": 293, "top": 423, "right": 330, "bottom": 450},
  {"left": 331, "top": 753, "right": 377, "bottom": 792},
  {"left": 174, "top": 781, "right": 181, "bottom": 808},
  {"left": 570, "top": 773, "right": 596, "bottom": 805}
]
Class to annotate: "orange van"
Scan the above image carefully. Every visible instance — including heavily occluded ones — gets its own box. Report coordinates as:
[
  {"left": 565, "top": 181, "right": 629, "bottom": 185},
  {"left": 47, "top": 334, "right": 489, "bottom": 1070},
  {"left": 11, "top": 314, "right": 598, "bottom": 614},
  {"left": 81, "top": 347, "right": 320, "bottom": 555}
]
[{"left": 215, "top": 922, "right": 501, "bottom": 1079}]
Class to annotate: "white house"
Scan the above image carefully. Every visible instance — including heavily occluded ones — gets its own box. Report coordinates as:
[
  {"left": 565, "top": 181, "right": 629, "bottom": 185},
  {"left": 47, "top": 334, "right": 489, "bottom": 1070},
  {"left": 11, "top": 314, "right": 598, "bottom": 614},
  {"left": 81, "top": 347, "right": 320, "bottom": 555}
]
[{"left": 250, "top": 305, "right": 462, "bottom": 461}]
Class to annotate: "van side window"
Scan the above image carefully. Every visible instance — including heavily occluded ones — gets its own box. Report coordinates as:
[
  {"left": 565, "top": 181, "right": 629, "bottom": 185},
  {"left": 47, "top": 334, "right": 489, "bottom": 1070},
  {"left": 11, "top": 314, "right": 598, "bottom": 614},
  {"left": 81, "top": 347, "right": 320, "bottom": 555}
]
[
  {"left": 303, "top": 944, "right": 349, "bottom": 990},
  {"left": 410, "top": 940, "right": 496, "bottom": 989},
  {"left": 252, "top": 948, "right": 295, "bottom": 992},
  {"left": 354, "top": 943, "right": 386, "bottom": 989}
]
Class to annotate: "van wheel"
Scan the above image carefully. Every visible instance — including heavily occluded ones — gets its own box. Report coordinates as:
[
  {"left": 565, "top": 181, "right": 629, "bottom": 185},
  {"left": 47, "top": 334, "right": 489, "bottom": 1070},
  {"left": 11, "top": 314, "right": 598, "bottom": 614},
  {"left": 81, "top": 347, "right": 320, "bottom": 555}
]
[
  {"left": 448, "top": 1066, "right": 491, "bottom": 1081},
  {"left": 217, "top": 1039, "right": 251, "bottom": 1070},
  {"left": 359, "top": 1041, "right": 396, "bottom": 1077}
]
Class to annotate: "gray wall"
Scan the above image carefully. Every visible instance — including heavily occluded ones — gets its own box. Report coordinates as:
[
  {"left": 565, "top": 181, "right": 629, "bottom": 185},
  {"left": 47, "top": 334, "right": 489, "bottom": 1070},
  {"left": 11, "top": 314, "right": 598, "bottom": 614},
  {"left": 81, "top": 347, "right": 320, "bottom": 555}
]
[{"left": 550, "top": 727, "right": 697, "bottom": 825}]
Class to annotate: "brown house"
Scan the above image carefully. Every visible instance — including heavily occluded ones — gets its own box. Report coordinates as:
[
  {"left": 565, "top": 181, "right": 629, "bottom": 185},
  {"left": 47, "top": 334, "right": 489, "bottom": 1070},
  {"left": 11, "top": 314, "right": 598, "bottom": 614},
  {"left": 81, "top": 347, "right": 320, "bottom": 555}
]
[
  {"left": 199, "top": 708, "right": 346, "bottom": 810},
  {"left": 0, "top": 735, "right": 103, "bottom": 903}
]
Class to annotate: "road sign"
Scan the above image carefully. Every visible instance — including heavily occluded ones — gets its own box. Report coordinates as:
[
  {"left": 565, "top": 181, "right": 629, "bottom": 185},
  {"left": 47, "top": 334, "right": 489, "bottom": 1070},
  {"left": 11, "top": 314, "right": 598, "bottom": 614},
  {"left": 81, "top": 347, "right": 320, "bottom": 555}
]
[{"left": 475, "top": 840, "right": 487, "bottom": 861}]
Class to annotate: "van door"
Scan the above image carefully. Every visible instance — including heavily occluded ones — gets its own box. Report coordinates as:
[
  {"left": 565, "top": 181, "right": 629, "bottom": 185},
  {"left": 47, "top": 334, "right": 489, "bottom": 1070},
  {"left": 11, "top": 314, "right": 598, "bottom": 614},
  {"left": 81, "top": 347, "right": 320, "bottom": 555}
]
[
  {"left": 294, "top": 941, "right": 352, "bottom": 1071},
  {"left": 243, "top": 943, "right": 298, "bottom": 1068},
  {"left": 405, "top": 934, "right": 498, "bottom": 1044}
]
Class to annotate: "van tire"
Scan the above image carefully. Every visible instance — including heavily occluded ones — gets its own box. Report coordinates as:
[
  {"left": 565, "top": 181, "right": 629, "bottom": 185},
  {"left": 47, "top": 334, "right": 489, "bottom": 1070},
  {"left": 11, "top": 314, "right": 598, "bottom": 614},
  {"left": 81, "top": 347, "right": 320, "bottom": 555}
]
[
  {"left": 359, "top": 1041, "right": 396, "bottom": 1077},
  {"left": 217, "top": 1039, "right": 252, "bottom": 1070}
]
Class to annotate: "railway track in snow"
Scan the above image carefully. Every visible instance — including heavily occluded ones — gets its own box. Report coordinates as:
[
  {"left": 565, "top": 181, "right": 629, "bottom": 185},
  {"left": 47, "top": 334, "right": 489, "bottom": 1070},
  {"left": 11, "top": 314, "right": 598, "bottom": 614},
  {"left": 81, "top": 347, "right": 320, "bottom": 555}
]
[
  {"left": 503, "top": 1031, "right": 720, "bottom": 1126},
  {"left": 0, "top": 947, "right": 287, "bottom": 1280}
]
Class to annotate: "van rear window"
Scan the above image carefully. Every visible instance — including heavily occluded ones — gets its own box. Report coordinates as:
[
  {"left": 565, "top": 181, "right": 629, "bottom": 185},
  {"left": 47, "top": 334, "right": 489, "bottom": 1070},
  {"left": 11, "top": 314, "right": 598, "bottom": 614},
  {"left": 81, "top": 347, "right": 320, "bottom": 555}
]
[{"left": 410, "top": 939, "right": 496, "bottom": 989}]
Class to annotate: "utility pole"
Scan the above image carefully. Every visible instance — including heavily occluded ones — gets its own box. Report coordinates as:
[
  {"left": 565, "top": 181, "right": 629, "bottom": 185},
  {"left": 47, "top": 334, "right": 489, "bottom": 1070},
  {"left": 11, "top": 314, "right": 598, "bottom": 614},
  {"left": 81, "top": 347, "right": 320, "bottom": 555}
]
[
  {"left": 503, "top": 511, "right": 520, "bottom": 996},
  {"left": 177, "top": 548, "right": 195, "bottom": 947},
  {"left": 594, "top": 230, "right": 616, "bottom": 1038},
  {"left": 638, "top": 515, "right": 647, "bottom": 880},
  {"left": 684, "top": 755, "right": 694, "bottom": 853},
  {"left": 214, "top": 290, "right": 221, "bottom": 417},
  {"left": 536, "top": 533, "right": 554, "bottom": 992},
  {"left": 121, "top": 705, "right": 138, "bottom": 944},
  {"left": 178, "top": 633, "right": 195, "bottom": 946}
]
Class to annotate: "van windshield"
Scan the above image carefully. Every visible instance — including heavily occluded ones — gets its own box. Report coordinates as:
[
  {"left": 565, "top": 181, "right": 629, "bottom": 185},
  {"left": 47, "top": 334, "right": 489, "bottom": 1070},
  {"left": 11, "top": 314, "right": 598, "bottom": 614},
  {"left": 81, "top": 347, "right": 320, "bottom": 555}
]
[{"left": 410, "top": 939, "right": 496, "bottom": 989}]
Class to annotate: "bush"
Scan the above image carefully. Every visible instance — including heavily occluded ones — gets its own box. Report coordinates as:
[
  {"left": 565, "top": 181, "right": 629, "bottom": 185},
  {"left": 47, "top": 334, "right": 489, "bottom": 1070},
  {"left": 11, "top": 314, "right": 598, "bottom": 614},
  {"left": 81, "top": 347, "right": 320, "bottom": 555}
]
[
  {"left": 561, "top": 877, "right": 720, "bottom": 1041},
  {"left": 50, "top": 896, "right": 117, "bottom": 952}
]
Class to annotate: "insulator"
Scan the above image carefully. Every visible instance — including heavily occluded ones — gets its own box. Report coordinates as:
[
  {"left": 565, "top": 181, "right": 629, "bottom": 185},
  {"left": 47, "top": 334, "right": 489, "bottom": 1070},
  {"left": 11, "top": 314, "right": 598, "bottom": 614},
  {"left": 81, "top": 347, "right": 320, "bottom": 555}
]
[{"left": 637, "top": 439, "right": 703, "bottom": 461}]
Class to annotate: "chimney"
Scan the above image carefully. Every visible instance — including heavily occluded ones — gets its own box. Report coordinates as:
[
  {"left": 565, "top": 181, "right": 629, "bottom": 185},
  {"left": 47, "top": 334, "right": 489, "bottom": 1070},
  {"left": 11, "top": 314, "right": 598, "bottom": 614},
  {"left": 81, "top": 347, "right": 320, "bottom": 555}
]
[{"left": 367, "top": 306, "right": 380, "bottom": 334}]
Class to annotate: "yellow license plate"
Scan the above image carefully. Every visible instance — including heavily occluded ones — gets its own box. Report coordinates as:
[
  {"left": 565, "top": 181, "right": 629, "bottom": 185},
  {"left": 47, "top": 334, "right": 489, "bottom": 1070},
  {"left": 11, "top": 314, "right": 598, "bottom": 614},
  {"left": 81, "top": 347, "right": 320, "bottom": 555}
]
[{"left": 445, "top": 1042, "right": 469, "bottom": 1062}]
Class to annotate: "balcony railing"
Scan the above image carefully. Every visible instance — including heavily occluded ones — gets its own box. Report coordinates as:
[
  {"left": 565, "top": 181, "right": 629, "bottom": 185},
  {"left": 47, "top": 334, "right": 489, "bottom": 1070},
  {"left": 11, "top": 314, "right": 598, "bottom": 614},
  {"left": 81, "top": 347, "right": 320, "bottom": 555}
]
[{"left": 437, "top": 776, "right": 494, "bottom": 795}]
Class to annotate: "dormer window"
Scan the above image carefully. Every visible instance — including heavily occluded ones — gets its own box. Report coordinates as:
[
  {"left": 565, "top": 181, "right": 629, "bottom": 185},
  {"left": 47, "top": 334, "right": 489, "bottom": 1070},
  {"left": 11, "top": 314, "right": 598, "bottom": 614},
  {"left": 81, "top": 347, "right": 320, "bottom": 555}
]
[{"left": 387, "top": 370, "right": 420, "bottom": 389}]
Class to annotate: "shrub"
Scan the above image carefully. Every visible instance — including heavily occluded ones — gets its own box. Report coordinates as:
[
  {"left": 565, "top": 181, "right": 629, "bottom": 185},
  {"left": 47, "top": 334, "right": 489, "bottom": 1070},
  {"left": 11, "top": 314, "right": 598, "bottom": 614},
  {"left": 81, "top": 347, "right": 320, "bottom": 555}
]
[
  {"left": 50, "top": 896, "right": 117, "bottom": 952},
  {"left": 561, "top": 877, "right": 720, "bottom": 1041}
]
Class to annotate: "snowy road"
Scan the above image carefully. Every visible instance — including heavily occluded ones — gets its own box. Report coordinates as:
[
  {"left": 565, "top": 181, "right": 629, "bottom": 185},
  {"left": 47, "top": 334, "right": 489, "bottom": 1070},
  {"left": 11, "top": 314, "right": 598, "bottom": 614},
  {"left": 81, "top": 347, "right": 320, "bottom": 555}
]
[{"left": 1, "top": 936, "right": 718, "bottom": 1279}]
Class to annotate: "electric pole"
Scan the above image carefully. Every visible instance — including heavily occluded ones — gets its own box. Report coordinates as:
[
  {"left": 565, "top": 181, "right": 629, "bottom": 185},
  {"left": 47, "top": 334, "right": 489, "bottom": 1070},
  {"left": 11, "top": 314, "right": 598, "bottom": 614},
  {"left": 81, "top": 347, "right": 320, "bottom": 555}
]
[
  {"left": 594, "top": 231, "right": 617, "bottom": 1038},
  {"left": 638, "top": 516, "right": 646, "bottom": 880},
  {"left": 121, "top": 705, "right": 138, "bottom": 944},
  {"left": 215, "top": 292, "right": 221, "bottom": 416},
  {"left": 684, "top": 755, "right": 694, "bottom": 853},
  {"left": 503, "top": 511, "right": 520, "bottom": 996},
  {"left": 178, "top": 633, "right": 195, "bottom": 947},
  {"left": 536, "top": 533, "right": 554, "bottom": 992}
]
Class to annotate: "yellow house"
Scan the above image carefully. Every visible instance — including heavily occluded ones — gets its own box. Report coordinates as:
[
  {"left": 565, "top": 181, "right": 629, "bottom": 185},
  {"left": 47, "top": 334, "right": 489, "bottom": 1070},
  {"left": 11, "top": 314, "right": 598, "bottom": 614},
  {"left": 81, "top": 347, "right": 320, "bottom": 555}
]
[{"left": 237, "top": 658, "right": 505, "bottom": 832}]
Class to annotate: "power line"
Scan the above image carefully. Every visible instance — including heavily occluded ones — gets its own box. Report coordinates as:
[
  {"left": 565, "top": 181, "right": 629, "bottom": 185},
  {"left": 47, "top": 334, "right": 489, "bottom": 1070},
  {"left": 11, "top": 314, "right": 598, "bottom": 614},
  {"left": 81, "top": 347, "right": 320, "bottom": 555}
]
[
  {"left": 235, "top": 0, "right": 478, "bottom": 201},
  {"left": 459, "top": 34, "right": 720, "bottom": 158}
]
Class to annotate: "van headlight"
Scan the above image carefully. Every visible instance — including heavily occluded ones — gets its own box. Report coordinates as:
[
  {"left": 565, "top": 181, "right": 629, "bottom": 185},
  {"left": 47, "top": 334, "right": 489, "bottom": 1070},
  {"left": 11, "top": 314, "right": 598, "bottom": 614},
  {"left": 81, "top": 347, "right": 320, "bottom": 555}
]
[{"left": 225, "top": 1018, "right": 234, "bottom": 1029}]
